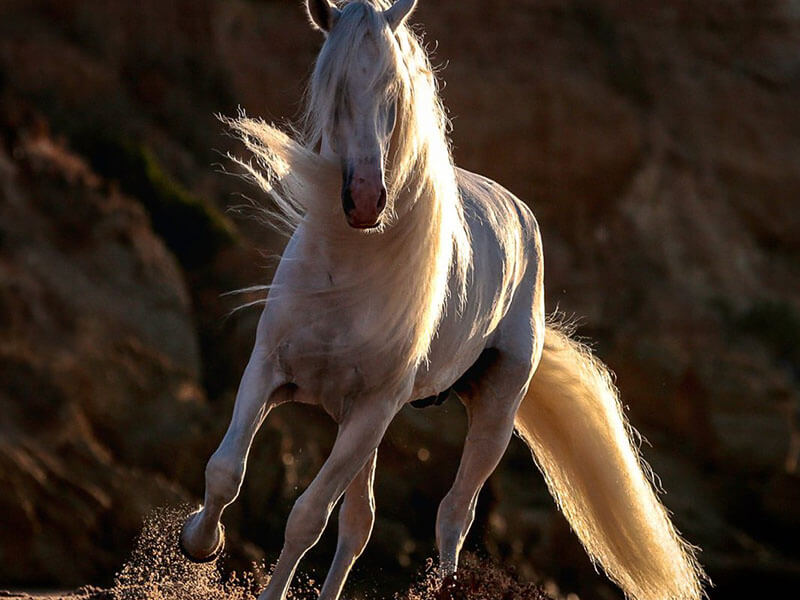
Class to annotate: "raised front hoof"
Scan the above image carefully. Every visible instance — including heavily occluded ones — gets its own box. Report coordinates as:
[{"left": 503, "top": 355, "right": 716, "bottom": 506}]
[{"left": 179, "top": 512, "right": 225, "bottom": 564}]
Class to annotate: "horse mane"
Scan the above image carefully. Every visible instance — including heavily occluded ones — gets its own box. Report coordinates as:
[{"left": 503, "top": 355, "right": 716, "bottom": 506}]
[{"left": 226, "top": 0, "right": 471, "bottom": 376}]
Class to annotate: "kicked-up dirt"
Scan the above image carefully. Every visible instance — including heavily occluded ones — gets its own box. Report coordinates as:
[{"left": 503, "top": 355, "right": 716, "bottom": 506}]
[{"left": 1, "top": 507, "right": 553, "bottom": 600}]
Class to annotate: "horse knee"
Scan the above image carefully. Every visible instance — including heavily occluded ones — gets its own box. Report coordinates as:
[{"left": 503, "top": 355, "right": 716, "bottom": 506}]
[
  {"left": 205, "top": 451, "right": 245, "bottom": 505},
  {"left": 284, "top": 490, "right": 331, "bottom": 551}
]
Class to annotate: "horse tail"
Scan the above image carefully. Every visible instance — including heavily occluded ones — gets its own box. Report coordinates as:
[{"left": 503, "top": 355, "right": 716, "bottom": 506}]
[{"left": 514, "top": 325, "right": 706, "bottom": 600}]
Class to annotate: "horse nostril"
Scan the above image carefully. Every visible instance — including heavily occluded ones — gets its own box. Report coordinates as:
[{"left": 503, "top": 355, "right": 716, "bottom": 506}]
[
  {"left": 377, "top": 187, "right": 387, "bottom": 212},
  {"left": 342, "top": 186, "right": 355, "bottom": 214}
]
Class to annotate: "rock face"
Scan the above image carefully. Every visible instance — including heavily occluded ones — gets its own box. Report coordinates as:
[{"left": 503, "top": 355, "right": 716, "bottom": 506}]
[
  {"left": 0, "top": 1, "right": 799, "bottom": 599},
  {"left": 0, "top": 126, "right": 207, "bottom": 585}
]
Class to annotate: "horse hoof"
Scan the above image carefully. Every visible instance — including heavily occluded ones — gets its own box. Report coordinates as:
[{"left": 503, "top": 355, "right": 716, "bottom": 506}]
[
  {"left": 437, "top": 573, "right": 459, "bottom": 600},
  {"left": 179, "top": 513, "right": 225, "bottom": 563}
]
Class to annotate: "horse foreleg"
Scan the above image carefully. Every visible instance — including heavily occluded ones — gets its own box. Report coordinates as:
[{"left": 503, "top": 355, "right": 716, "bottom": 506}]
[
  {"left": 181, "top": 347, "right": 283, "bottom": 561},
  {"left": 258, "top": 402, "right": 396, "bottom": 600},
  {"left": 317, "top": 449, "right": 378, "bottom": 600},
  {"left": 435, "top": 353, "right": 532, "bottom": 577}
]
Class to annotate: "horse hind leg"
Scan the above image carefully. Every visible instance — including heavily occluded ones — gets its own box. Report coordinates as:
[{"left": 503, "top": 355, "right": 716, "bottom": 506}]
[
  {"left": 317, "top": 449, "right": 378, "bottom": 600},
  {"left": 181, "top": 348, "right": 285, "bottom": 562},
  {"left": 435, "top": 349, "right": 533, "bottom": 583}
]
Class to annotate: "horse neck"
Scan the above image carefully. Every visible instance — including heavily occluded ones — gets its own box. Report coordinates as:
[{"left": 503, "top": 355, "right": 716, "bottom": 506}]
[
  {"left": 300, "top": 122, "right": 459, "bottom": 371},
  {"left": 314, "top": 165, "right": 448, "bottom": 282}
]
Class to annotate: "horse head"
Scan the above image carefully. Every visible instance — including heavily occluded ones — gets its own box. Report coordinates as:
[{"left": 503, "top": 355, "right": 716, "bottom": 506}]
[{"left": 306, "top": 0, "right": 418, "bottom": 229}]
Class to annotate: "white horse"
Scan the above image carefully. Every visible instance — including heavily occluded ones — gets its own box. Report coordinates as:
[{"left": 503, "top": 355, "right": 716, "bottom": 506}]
[{"left": 180, "top": 2, "right": 705, "bottom": 599}]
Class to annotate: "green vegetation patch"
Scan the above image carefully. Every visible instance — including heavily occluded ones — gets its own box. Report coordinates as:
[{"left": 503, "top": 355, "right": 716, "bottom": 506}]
[{"left": 81, "top": 136, "right": 238, "bottom": 269}]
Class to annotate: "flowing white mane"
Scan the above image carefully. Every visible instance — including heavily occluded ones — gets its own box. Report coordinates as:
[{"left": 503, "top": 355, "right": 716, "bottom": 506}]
[{"left": 228, "top": 0, "right": 471, "bottom": 374}]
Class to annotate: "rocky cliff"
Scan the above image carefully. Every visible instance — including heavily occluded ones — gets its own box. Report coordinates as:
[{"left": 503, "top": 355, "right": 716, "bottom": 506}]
[{"left": 1, "top": 1, "right": 799, "bottom": 599}]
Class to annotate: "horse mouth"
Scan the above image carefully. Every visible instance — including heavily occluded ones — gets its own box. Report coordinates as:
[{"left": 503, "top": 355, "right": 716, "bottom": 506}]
[{"left": 346, "top": 217, "right": 383, "bottom": 230}]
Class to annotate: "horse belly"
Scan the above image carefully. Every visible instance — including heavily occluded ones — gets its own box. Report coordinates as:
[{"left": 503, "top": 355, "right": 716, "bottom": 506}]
[
  {"left": 412, "top": 256, "right": 504, "bottom": 398},
  {"left": 413, "top": 334, "right": 489, "bottom": 400}
]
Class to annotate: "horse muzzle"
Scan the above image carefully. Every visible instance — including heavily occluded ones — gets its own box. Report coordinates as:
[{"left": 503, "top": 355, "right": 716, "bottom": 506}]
[{"left": 342, "top": 165, "right": 387, "bottom": 229}]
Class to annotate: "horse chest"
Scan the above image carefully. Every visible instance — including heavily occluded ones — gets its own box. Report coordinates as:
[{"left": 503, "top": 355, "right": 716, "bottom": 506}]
[{"left": 266, "top": 297, "right": 408, "bottom": 410}]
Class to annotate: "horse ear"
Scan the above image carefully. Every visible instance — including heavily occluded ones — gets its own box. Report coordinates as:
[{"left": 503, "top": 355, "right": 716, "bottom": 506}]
[
  {"left": 383, "top": 0, "right": 418, "bottom": 31},
  {"left": 306, "top": 0, "right": 341, "bottom": 33}
]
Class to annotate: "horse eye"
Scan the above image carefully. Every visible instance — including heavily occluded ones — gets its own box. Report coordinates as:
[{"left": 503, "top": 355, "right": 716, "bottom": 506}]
[{"left": 385, "top": 101, "right": 397, "bottom": 134}]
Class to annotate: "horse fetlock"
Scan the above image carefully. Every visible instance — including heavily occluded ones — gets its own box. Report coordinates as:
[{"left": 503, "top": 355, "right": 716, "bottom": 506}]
[
  {"left": 436, "top": 496, "right": 474, "bottom": 561},
  {"left": 435, "top": 525, "right": 465, "bottom": 562},
  {"left": 205, "top": 454, "right": 245, "bottom": 504},
  {"left": 437, "top": 552, "right": 459, "bottom": 579}
]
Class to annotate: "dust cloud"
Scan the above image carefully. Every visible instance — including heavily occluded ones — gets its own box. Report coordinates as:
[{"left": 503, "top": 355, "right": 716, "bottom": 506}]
[{"left": 11, "top": 507, "right": 551, "bottom": 600}]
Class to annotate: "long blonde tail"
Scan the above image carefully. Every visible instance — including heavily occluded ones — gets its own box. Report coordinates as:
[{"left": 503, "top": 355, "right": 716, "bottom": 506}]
[{"left": 515, "top": 326, "right": 706, "bottom": 600}]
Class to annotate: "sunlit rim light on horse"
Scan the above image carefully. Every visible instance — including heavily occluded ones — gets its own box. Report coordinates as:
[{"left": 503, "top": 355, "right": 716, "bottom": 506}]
[{"left": 181, "top": 3, "right": 708, "bottom": 600}]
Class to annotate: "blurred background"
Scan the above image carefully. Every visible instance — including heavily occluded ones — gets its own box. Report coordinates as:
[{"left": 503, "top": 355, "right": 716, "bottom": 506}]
[{"left": 1, "top": 0, "right": 799, "bottom": 598}]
